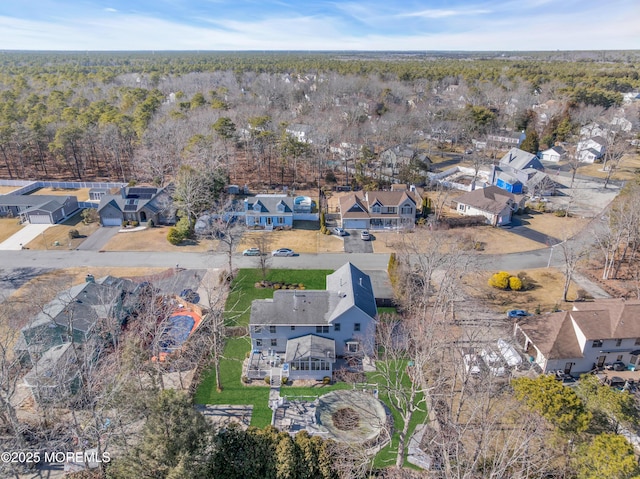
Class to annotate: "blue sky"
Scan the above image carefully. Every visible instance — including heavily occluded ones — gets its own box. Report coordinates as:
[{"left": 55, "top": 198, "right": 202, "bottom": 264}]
[{"left": 0, "top": 1, "right": 638, "bottom": 51}]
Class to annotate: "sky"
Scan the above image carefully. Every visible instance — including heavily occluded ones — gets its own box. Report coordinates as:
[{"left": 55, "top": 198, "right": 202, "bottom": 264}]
[{"left": 0, "top": 0, "right": 638, "bottom": 51}]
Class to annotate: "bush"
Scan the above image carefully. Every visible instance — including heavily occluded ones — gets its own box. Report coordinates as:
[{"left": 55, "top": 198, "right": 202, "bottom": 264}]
[
  {"left": 509, "top": 276, "right": 523, "bottom": 291},
  {"left": 488, "top": 271, "right": 511, "bottom": 290},
  {"left": 130, "top": 220, "right": 139, "bottom": 227},
  {"left": 323, "top": 376, "right": 331, "bottom": 385},
  {"left": 281, "top": 377, "right": 288, "bottom": 385},
  {"left": 147, "top": 218, "right": 155, "bottom": 228},
  {"left": 264, "top": 376, "right": 271, "bottom": 385},
  {"left": 167, "top": 227, "right": 184, "bottom": 245},
  {"left": 242, "top": 375, "right": 249, "bottom": 384},
  {"left": 554, "top": 209, "right": 569, "bottom": 217},
  {"left": 68, "top": 229, "right": 80, "bottom": 239}
]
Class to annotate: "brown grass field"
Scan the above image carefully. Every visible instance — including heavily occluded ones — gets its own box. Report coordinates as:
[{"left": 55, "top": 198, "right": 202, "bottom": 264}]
[
  {"left": 0, "top": 217, "right": 24, "bottom": 243},
  {"left": 101, "top": 225, "right": 217, "bottom": 253},
  {"left": 0, "top": 186, "right": 20, "bottom": 194},
  {"left": 24, "top": 212, "right": 99, "bottom": 250},
  {"left": 237, "top": 229, "right": 344, "bottom": 254}
]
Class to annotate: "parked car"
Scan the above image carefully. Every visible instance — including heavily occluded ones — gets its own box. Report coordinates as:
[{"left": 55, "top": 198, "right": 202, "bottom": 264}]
[
  {"left": 507, "top": 309, "right": 530, "bottom": 319},
  {"left": 332, "top": 227, "right": 346, "bottom": 236},
  {"left": 360, "top": 230, "right": 370, "bottom": 241},
  {"left": 272, "top": 248, "right": 295, "bottom": 257},
  {"left": 242, "top": 247, "right": 261, "bottom": 256}
]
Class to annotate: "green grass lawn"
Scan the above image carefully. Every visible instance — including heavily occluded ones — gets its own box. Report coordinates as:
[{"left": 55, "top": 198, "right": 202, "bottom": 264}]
[
  {"left": 224, "top": 268, "right": 332, "bottom": 326},
  {"left": 195, "top": 268, "right": 427, "bottom": 468}
]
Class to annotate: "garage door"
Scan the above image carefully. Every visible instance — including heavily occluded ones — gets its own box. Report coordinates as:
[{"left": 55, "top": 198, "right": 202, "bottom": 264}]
[
  {"left": 29, "top": 214, "right": 52, "bottom": 224},
  {"left": 101, "top": 217, "right": 122, "bottom": 227},
  {"left": 343, "top": 219, "right": 368, "bottom": 229}
]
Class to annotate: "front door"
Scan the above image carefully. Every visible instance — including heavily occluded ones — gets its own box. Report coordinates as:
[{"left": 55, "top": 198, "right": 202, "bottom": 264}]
[
  {"left": 266, "top": 217, "right": 272, "bottom": 225},
  {"left": 564, "top": 362, "right": 573, "bottom": 374},
  {"left": 597, "top": 355, "right": 606, "bottom": 368}
]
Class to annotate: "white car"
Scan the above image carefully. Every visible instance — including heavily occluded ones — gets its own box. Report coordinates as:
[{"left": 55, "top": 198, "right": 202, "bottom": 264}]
[
  {"left": 360, "top": 230, "right": 370, "bottom": 241},
  {"left": 272, "top": 248, "right": 295, "bottom": 257},
  {"left": 242, "top": 247, "right": 261, "bottom": 256},
  {"left": 480, "top": 349, "right": 507, "bottom": 377},
  {"left": 332, "top": 227, "right": 346, "bottom": 236}
]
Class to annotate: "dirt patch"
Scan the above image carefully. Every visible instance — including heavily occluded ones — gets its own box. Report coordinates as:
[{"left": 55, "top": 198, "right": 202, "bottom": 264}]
[
  {"left": 575, "top": 152, "right": 640, "bottom": 181},
  {"left": 24, "top": 213, "right": 99, "bottom": 250},
  {"left": 373, "top": 226, "right": 542, "bottom": 255},
  {"left": 0, "top": 186, "right": 20, "bottom": 194},
  {"left": 463, "top": 267, "right": 580, "bottom": 314},
  {"left": 517, "top": 211, "right": 590, "bottom": 239},
  {"left": 101, "top": 226, "right": 217, "bottom": 253},
  {"left": 238, "top": 229, "right": 344, "bottom": 254},
  {"left": 0, "top": 217, "right": 24, "bottom": 243},
  {"left": 26, "top": 187, "right": 91, "bottom": 202}
]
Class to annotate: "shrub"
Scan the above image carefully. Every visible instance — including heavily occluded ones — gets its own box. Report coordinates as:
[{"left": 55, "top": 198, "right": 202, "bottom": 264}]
[
  {"left": 147, "top": 218, "right": 155, "bottom": 228},
  {"left": 68, "top": 229, "right": 80, "bottom": 239},
  {"left": 167, "top": 227, "right": 184, "bottom": 245},
  {"left": 130, "top": 220, "right": 139, "bottom": 227},
  {"left": 242, "top": 375, "right": 249, "bottom": 384},
  {"left": 554, "top": 209, "right": 568, "bottom": 217},
  {"left": 488, "top": 271, "right": 511, "bottom": 290},
  {"left": 121, "top": 220, "right": 128, "bottom": 227},
  {"left": 281, "top": 377, "right": 288, "bottom": 385},
  {"left": 509, "top": 276, "right": 523, "bottom": 291},
  {"left": 323, "top": 376, "right": 331, "bottom": 385},
  {"left": 264, "top": 376, "right": 271, "bottom": 385}
]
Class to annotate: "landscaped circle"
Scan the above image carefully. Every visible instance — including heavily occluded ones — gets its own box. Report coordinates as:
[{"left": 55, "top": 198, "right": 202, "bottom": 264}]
[{"left": 316, "top": 390, "right": 387, "bottom": 443}]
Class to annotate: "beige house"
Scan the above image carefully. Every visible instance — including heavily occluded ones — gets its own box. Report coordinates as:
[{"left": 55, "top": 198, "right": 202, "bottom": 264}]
[
  {"left": 514, "top": 299, "right": 640, "bottom": 375},
  {"left": 453, "top": 186, "right": 518, "bottom": 226},
  {"left": 339, "top": 187, "right": 421, "bottom": 230}
]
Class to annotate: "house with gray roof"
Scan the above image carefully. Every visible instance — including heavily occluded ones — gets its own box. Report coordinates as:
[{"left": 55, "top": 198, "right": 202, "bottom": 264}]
[
  {"left": 97, "top": 185, "right": 175, "bottom": 226},
  {"left": 247, "top": 263, "right": 377, "bottom": 381},
  {"left": 338, "top": 187, "right": 421, "bottom": 230},
  {"left": 244, "top": 194, "right": 294, "bottom": 229},
  {"left": 490, "top": 148, "right": 546, "bottom": 194},
  {"left": 0, "top": 194, "right": 78, "bottom": 224},
  {"left": 16, "top": 275, "right": 140, "bottom": 365},
  {"left": 514, "top": 299, "right": 640, "bottom": 376},
  {"left": 22, "top": 343, "right": 81, "bottom": 405}
]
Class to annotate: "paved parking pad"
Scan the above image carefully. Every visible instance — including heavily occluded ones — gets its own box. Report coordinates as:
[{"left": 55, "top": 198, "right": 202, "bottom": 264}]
[{"left": 344, "top": 231, "right": 373, "bottom": 253}]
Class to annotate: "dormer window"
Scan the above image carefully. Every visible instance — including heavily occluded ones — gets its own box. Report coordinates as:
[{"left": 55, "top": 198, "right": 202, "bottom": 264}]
[
  {"left": 277, "top": 202, "right": 286, "bottom": 212},
  {"left": 592, "top": 339, "right": 603, "bottom": 348},
  {"left": 371, "top": 205, "right": 381, "bottom": 213}
]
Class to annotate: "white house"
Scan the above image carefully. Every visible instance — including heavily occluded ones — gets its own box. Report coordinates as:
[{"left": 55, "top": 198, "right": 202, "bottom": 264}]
[
  {"left": 539, "top": 146, "right": 567, "bottom": 163},
  {"left": 454, "top": 185, "right": 518, "bottom": 226},
  {"left": 576, "top": 136, "right": 607, "bottom": 163},
  {"left": 247, "top": 263, "right": 377, "bottom": 381},
  {"left": 514, "top": 299, "right": 640, "bottom": 375}
]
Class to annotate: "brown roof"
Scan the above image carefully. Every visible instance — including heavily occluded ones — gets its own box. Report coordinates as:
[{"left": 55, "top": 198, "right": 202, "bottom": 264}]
[
  {"left": 339, "top": 190, "right": 421, "bottom": 218},
  {"left": 456, "top": 186, "right": 514, "bottom": 215},
  {"left": 518, "top": 312, "right": 583, "bottom": 360},
  {"left": 572, "top": 299, "right": 640, "bottom": 339}
]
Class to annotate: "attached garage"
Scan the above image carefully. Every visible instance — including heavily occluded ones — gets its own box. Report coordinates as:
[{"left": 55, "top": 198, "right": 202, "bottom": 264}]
[
  {"left": 28, "top": 214, "right": 53, "bottom": 224},
  {"left": 342, "top": 218, "right": 369, "bottom": 229},
  {"left": 101, "top": 217, "right": 122, "bottom": 227}
]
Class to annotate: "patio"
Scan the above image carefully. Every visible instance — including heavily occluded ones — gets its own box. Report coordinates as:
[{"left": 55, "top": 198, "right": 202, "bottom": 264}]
[{"left": 245, "top": 350, "right": 284, "bottom": 381}]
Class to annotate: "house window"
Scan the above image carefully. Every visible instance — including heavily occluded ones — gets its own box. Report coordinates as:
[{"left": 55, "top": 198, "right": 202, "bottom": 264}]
[
  {"left": 252, "top": 326, "right": 263, "bottom": 334},
  {"left": 269, "top": 326, "right": 276, "bottom": 334},
  {"left": 617, "top": 354, "right": 624, "bottom": 362},
  {"left": 371, "top": 205, "right": 381, "bottom": 213},
  {"left": 278, "top": 216, "right": 285, "bottom": 224},
  {"left": 256, "top": 339, "right": 262, "bottom": 347},
  {"left": 635, "top": 338, "right": 640, "bottom": 346},
  {"left": 334, "top": 323, "right": 341, "bottom": 332},
  {"left": 354, "top": 323, "right": 361, "bottom": 332},
  {"left": 592, "top": 339, "right": 603, "bottom": 348},
  {"left": 386, "top": 207, "right": 397, "bottom": 214},
  {"left": 291, "top": 326, "right": 296, "bottom": 331},
  {"left": 346, "top": 341, "right": 359, "bottom": 353},
  {"left": 316, "top": 326, "right": 329, "bottom": 334},
  {"left": 271, "top": 339, "right": 277, "bottom": 347},
  {"left": 401, "top": 206, "right": 413, "bottom": 215},
  {"left": 616, "top": 339, "right": 622, "bottom": 347}
]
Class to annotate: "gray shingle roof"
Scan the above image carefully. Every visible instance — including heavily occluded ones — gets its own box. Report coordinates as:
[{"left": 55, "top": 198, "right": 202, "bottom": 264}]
[
  {"left": 499, "top": 148, "right": 543, "bottom": 171},
  {"left": 456, "top": 186, "right": 515, "bottom": 215},
  {"left": 285, "top": 334, "right": 336, "bottom": 362}
]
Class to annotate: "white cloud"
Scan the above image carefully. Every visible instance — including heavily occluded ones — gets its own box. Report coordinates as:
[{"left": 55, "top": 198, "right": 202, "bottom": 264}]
[
  {"left": 401, "top": 8, "right": 491, "bottom": 19},
  {"left": 104, "top": 8, "right": 117, "bottom": 13}
]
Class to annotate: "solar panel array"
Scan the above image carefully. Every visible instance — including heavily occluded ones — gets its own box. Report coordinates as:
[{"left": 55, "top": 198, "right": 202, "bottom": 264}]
[
  {"left": 127, "top": 187, "right": 156, "bottom": 200},
  {"left": 123, "top": 204, "right": 138, "bottom": 211}
]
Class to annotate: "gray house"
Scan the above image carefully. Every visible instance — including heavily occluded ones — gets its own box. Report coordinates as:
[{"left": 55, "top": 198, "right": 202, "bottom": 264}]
[
  {"left": 247, "top": 263, "right": 377, "bottom": 381},
  {"left": 0, "top": 194, "right": 78, "bottom": 224},
  {"left": 22, "top": 343, "right": 80, "bottom": 405},
  {"left": 98, "top": 186, "right": 175, "bottom": 226}
]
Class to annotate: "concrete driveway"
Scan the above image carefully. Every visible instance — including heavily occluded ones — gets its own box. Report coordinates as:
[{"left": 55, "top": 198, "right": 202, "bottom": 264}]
[
  {"left": 0, "top": 224, "right": 52, "bottom": 250},
  {"left": 76, "top": 226, "right": 120, "bottom": 251},
  {"left": 344, "top": 230, "right": 373, "bottom": 253}
]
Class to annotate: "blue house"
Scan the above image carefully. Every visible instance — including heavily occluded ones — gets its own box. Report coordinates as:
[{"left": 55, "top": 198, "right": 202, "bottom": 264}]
[
  {"left": 491, "top": 148, "right": 546, "bottom": 195},
  {"left": 244, "top": 195, "right": 294, "bottom": 229}
]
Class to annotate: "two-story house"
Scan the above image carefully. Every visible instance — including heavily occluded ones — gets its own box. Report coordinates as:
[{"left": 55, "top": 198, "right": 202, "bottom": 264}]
[
  {"left": 244, "top": 195, "right": 294, "bottom": 229},
  {"left": 338, "top": 187, "right": 421, "bottom": 230},
  {"left": 490, "top": 148, "right": 546, "bottom": 194},
  {"left": 576, "top": 136, "right": 607, "bottom": 163},
  {"left": 514, "top": 299, "right": 640, "bottom": 375},
  {"left": 247, "top": 263, "right": 377, "bottom": 381}
]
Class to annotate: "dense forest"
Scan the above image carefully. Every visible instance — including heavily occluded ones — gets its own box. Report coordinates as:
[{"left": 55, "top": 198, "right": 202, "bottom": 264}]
[{"left": 0, "top": 51, "right": 639, "bottom": 186}]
